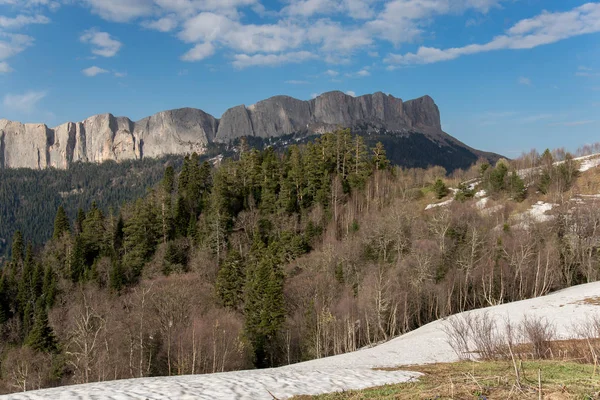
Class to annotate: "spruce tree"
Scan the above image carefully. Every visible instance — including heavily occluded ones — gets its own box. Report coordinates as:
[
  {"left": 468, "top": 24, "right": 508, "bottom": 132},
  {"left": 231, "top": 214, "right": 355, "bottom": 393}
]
[
  {"left": 75, "top": 208, "right": 86, "bottom": 234},
  {"left": 70, "top": 235, "right": 86, "bottom": 283},
  {"left": 53, "top": 205, "right": 71, "bottom": 239},
  {"left": 0, "top": 275, "right": 8, "bottom": 324},
  {"left": 244, "top": 240, "right": 285, "bottom": 368},
  {"left": 42, "top": 265, "right": 57, "bottom": 309},
  {"left": 25, "top": 299, "right": 58, "bottom": 353},
  {"left": 11, "top": 230, "right": 24, "bottom": 265},
  {"left": 216, "top": 250, "right": 245, "bottom": 309}
]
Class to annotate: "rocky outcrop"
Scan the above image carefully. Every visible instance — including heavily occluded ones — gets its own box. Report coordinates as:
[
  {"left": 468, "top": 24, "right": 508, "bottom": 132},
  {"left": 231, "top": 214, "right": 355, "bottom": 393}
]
[{"left": 0, "top": 91, "right": 453, "bottom": 170}]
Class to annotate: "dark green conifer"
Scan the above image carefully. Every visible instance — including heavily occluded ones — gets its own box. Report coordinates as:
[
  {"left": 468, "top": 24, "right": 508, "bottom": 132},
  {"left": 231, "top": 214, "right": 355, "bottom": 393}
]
[{"left": 53, "top": 205, "right": 71, "bottom": 239}]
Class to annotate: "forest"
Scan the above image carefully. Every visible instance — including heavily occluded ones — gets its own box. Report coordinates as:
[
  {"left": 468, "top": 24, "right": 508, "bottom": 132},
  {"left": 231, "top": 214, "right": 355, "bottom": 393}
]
[{"left": 0, "top": 129, "right": 596, "bottom": 394}]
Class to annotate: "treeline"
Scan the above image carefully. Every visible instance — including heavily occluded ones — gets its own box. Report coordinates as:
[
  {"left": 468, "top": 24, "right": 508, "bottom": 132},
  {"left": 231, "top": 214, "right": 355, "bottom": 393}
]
[
  {"left": 0, "top": 133, "right": 596, "bottom": 394},
  {"left": 0, "top": 156, "right": 184, "bottom": 260}
]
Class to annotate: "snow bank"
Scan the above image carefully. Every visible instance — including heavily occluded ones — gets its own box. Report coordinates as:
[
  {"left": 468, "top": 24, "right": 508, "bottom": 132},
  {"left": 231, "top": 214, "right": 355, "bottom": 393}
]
[
  {"left": 7, "top": 281, "right": 600, "bottom": 399},
  {"left": 578, "top": 156, "right": 600, "bottom": 172}
]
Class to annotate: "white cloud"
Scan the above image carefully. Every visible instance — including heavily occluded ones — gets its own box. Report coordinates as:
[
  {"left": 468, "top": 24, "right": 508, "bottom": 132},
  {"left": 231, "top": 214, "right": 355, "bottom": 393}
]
[
  {"left": 0, "top": 14, "right": 50, "bottom": 30},
  {"left": 82, "top": 66, "right": 109, "bottom": 77},
  {"left": 285, "top": 80, "right": 309, "bottom": 84},
  {"left": 0, "top": 32, "right": 34, "bottom": 61},
  {"left": 324, "top": 69, "right": 339, "bottom": 77},
  {"left": 385, "top": 3, "right": 600, "bottom": 65},
  {"left": 180, "top": 13, "right": 305, "bottom": 54},
  {"left": 346, "top": 90, "right": 356, "bottom": 96},
  {"left": 142, "top": 16, "right": 178, "bottom": 32},
  {"left": 114, "top": 71, "right": 127, "bottom": 78},
  {"left": 80, "top": 0, "right": 154, "bottom": 23},
  {"left": 518, "top": 76, "right": 531, "bottom": 86},
  {"left": 0, "top": 61, "right": 12, "bottom": 73},
  {"left": 3, "top": 90, "right": 47, "bottom": 113},
  {"left": 181, "top": 42, "right": 215, "bottom": 61},
  {"left": 80, "top": 29, "right": 122, "bottom": 57},
  {"left": 232, "top": 51, "right": 317, "bottom": 68}
]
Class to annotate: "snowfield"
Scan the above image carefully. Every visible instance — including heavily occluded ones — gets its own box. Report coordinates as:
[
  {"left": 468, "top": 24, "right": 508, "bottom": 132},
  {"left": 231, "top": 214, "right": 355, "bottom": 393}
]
[{"left": 6, "top": 281, "right": 600, "bottom": 400}]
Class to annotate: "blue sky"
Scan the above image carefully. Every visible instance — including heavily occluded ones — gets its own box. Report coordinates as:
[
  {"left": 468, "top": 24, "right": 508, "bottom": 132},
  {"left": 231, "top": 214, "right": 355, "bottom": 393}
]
[{"left": 0, "top": 0, "right": 599, "bottom": 156}]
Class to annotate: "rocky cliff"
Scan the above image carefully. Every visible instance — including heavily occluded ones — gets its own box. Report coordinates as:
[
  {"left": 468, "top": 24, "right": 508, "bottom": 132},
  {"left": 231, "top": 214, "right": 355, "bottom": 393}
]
[{"left": 0, "top": 91, "right": 483, "bottom": 170}]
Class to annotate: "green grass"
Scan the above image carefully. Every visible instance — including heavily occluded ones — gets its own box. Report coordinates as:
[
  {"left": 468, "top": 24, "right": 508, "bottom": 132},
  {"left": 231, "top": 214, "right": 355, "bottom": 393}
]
[{"left": 292, "top": 361, "right": 600, "bottom": 399}]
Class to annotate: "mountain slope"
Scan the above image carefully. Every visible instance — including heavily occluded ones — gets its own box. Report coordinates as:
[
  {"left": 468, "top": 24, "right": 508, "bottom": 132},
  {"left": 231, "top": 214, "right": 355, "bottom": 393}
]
[
  {"left": 5, "top": 281, "right": 598, "bottom": 400},
  {"left": 0, "top": 91, "right": 500, "bottom": 171}
]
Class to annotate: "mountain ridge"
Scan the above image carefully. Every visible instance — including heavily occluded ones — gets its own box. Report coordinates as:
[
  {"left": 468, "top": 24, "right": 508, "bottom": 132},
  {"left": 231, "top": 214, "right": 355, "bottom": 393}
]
[{"left": 0, "top": 91, "right": 497, "bottom": 170}]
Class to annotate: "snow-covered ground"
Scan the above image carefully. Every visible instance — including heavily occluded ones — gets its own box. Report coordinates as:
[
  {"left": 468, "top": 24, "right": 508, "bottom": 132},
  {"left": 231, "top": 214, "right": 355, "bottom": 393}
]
[{"left": 7, "top": 282, "right": 600, "bottom": 400}]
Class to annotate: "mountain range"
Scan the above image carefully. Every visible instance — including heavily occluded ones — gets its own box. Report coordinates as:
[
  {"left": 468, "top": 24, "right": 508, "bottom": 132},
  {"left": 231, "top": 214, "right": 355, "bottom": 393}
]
[{"left": 0, "top": 91, "right": 499, "bottom": 170}]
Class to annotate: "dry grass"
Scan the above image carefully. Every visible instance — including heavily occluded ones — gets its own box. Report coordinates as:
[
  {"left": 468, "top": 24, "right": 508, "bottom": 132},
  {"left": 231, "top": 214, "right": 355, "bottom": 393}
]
[
  {"left": 291, "top": 361, "right": 600, "bottom": 399},
  {"left": 575, "top": 297, "right": 600, "bottom": 306}
]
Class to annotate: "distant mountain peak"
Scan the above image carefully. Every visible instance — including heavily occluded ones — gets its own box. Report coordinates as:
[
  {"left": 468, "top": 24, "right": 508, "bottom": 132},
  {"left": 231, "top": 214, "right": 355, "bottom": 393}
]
[{"left": 0, "top": 92, "right": 494, "bottom": 170}]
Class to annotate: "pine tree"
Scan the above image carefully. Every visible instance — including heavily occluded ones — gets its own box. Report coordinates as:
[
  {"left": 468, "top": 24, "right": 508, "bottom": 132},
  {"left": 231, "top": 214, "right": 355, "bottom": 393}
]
[
  {"left": 25, "top": 299, "right": 58, "bottom": 353},
  {"left": 348, "top": 135, "right": 370, "bottom": 190},
  {"left": 508, "top": 172, "right": 526, "bottom": 202},
  {"left": 433, "top": 179, "right": 449, "bottom": 199},
  {"left": 372, "top": 142, "right": 390, "bottom": 170},
  {"left": 216, "top": 250, "right": 245, "bottom": 309},
  {"left": 52, "top": 205, "right": 71, "bottom": 239}
]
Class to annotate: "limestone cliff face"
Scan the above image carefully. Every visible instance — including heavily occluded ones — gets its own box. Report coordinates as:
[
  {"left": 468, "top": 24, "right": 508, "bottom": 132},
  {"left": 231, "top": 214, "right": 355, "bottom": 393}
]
[{"left": 0, "top": 91, "right": 446, "bottom": 169}]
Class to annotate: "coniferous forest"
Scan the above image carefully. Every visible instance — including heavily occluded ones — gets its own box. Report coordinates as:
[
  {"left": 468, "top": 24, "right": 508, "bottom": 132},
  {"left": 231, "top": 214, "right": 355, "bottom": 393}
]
[{"left": 0, "top": 130, "right": 596, "bottom": 394}]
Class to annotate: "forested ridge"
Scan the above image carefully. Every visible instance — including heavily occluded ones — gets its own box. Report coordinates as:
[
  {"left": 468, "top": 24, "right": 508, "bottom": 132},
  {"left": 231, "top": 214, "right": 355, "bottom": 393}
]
[
  {"left": 0, "top": 130, "right": 595, "bottom": 394},
  {"left": 0, "top": 156, "right": 185, "bottom": 260}
]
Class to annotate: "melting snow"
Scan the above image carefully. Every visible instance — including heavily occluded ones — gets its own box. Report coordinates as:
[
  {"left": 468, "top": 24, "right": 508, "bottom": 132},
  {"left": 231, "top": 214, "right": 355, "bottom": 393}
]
[
  {"left": 476, "top": 197, "right": 489, "bottom": 209},
  {"left": 578, "top": 156, "right": 600, "bottom": 172},
  {"left": 425, "top": 199, "right": 453, "bottom": 210},
  {"left": 474, "top": 190, "right": 486, "bottom": 198},
  {"left": 8, "top": 282, "right": 600, "bottom": 400}
]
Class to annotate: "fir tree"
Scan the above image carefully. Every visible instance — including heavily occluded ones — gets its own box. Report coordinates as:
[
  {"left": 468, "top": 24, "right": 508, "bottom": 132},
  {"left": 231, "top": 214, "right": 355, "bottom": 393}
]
[
  {"left": 244, "top": 240, "right": 285, "bottom": 368},
  {"left": 11, "top": 230, "right": 24, "bottom": 265},
  {"left": 25, "top": 299, "right": 58, "bottom": 353},
  {"left": 52, "top": 205, "right": 71, "bottom": 239},
  {"left": 75, "top": 208, "right": 86, "bottom": 234},
  {"left": 70, "top": 235, "right": 86, "bottom": 283},
  {"left": 216, "top": 250, "right": 245, "bottom": 309},
  {"left": 42, "top": 265, "right": 57, "bottom": 309}
]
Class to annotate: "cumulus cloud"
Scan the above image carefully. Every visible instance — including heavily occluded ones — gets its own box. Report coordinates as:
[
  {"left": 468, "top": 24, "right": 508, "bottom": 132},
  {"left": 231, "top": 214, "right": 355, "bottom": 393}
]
[
  {"left": 0, "top": 14, "right": 50, "bottom": 30},
  {"left": 385, "top": 3, "right": 600, "bottom": 65},
  {"left": 346, "top": 90, "right": 356, "bottom": 96},
  {"left": 0, "top": 32, "right": 34, "bottom": 61},
  {"left": 181, "top": 42, "right": 215, "bottom": 61},
  {"left": 142, "top": 16, "right": 178, "bottom": 32},
  {"left": 232, "top": 51, "right": 317, "bottom": 69},
  {"left": 80, "top": 29, "right": 123, "bottom": 57},
  {"left": 3, "top": 90, "right": 47, "bottom": 113},
  {"left": 82, "top": 66, "right": 109, "bottom": 77}
]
